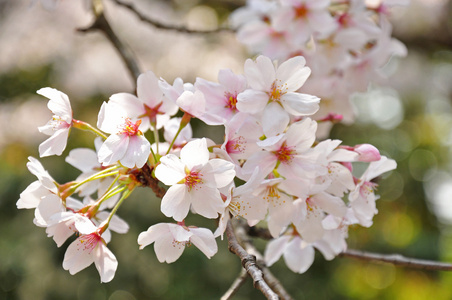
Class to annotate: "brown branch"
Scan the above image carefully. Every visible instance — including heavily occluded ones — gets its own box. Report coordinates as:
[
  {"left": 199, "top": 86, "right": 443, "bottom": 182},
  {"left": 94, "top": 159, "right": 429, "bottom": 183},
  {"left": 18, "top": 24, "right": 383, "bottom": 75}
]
[
  {"left": 247, "top": 225, "right": 452, "bottom": 272},
  {"left": 77, "top": 10, "right": 142, "bottom": 84},
  {"left": 339, "top": 249, "right": 452, "bottom": 271},
  {"left": 235, "top": 221, "right": 293, "bottom": 300},
  {"left": 221, "top": 268, "right": 248, "bottom": 300},
  {"left": 110, "top": 0, "right": 235, "bottom": 34},
  {"left": 225, "top": 220, "right": 280, "bottom": 300}
]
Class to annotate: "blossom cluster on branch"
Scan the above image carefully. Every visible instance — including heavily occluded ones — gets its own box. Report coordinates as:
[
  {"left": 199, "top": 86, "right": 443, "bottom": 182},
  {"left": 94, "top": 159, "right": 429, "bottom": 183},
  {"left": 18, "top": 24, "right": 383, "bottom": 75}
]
[
  {"left": 231, "top": 0, "right": 408, "bottom": 122},
  {"left": 18, "top": 53, "right": 396, "bottom": 282}
]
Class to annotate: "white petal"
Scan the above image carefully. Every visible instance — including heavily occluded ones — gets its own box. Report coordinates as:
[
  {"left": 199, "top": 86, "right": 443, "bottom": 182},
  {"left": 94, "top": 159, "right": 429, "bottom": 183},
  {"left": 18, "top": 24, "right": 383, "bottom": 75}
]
[
  {"left": 160, "top": 184, "right": 191, "bottom": 222},
  {"left": 281, "top": 93, "right": 320, "bottom": 116},
  {"left": 155, "top": 154, "right": 186, "bottom": 185},
  {"left": 39, "top": 128, "right": 70, "bottom": 157},
  {"left": 189, "top": 227, "right": 218, "bottom": 259},
  {"left": 93, "top": 243, "right": 118, "bottom": 283},
  {"left": 137, "top": 70, "right": 163, "bottom": 108},
  {"left": 98, "top": 134, "right": 129, "bottom": 166},
  {"left": 65, "top": 148, "right": 99, "bottom": 172},
  {"left": 283, "top": 238, "right": 315, "bottom": 274},
  {"left": 201, "top": 159, "right": 236, "bottom": 188},
  {"left": 276, "top": 56, "right": 311, "bottom": 92},
  {"left": 236, "top": 89, "right": 269, "bottom": 114},
  {"left": 120, "top": 135, "right": 151, "bottom": 168},
  {"left": 190, "top": 186, "right": 224, "bottom": 219},
  {"left": 264, "top": 235, "right": 291, "bottom": 266},
  {"left": 180, "top": 138, "right": 209, "bottom": 170},
  {"left": 262, "top": 102, "right": 289, "bottom": 137}
]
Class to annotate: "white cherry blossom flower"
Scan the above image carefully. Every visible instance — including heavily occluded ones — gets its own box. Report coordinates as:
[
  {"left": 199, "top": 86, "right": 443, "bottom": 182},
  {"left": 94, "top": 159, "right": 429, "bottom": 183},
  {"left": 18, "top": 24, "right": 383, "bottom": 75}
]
[
  {"left": 155, "top": 138, "right": 236, "bottom": 221},
  {"left": 17, "top": 156, "right": 58, "bottom": 209},
  {"left": 237, "top": 55, "right": 320, "bottom": 136},
  {"left": 97, "top": 101, "right": 151, "bottom": 168},
  {"left": 63, "top": 221, "right": 117, "bottom": 283},
  {"left": 37, "top": 88, "right": 73, "bottom": 157},
  {"left": 138, "top": 222, "right": 218, "bottom": 263}
]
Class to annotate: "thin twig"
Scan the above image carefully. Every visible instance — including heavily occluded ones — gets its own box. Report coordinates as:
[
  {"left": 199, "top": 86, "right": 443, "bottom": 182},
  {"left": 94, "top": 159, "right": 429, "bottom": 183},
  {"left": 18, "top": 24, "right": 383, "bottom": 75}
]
[
  {"left": 225, "top": 220, "right": 279, "bottom": 300},
  {"left": 247, "top": 225, "right": 452, "bottom": 272},
  {"left": 235, "top": 221, "right": 293, "bottom": 300},
  {"left": 110, "top": 0, "right": 235, "bottom": 34},
  {"left": 339, "top": 249, "right": 452, "bottom": 271},
  {"left": 77, "top": 11, "right": 142, "bottom": 84},
  {"left": 221, "top": 268, "right": 248, "bottom": 300}
]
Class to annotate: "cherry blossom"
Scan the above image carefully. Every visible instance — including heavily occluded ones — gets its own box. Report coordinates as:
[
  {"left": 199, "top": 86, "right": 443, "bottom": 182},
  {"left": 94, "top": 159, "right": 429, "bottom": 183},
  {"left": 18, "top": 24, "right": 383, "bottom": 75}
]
[
  {"left": 37, "top": 88, "right": 73, "bottom": 157},
  {"left": 63, "top": 221, "right": 117, "bottom": 283},
  {"left": 155, "top": 138, "right": 236, "bottom": 221},
  {"left": 237, "top": 55, "right": 320, "bottom": 136},
  {"left": 97, "top": 101, "right": 151, "bottom": 168},
  {"left": 138, "top": 222, "right": 218, "bottom": 263}
]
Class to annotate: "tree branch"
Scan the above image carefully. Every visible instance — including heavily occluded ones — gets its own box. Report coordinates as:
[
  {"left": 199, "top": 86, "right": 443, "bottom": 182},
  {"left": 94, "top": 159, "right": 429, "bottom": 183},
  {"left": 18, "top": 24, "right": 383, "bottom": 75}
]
[
  {"left": 221, "top": 268, "right": 248, "bottom": 300},
  {"left": 247, "top": 225, "right": 452, "bottom": 272},
  {"left": 225, "top": 220, "right": 280, "bottom": 300},
  {"left": 234, "top": 220, "right": 293, "bottom": 300},
  {"left": 110, "top": 0, "right": 235, "bottom": 34},
  {"left": 77, "top": 9, "right": 142, "bottom": 84},
  {"left": 339, "top": 249, "right": 452, "bottom": 271}
]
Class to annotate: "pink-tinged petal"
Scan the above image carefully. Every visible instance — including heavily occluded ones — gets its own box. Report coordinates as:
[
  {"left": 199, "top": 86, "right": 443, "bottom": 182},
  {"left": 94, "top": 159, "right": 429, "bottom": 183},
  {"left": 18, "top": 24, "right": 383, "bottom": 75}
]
[
  {"left": 257, "top": 134, "right": 286, "bottom": 151},
  {"left": 281, "top": 93, "right": 320, "bottom": 116},
  {"left": 137, "top": 71, "right": 163, "bottom": 108},
  {"left": 97, "top": 212, "right": 129, "bottom": 234},
  {"left": 161, "top": 184, "right": 191, "bottom": 222},
  {"left": 308, "top": 11, "right": 337, "bottom": 34},
  {"left": 189, "top": 227, "right": 218, "bottom": 259},
  {"left": 17, "top": 181, "right": 49, "bottom": 209},
  {"left": 326, "top": 163, "right": 355, "bottom": 197},
  {"left": 276, "top": 56, "right": 311, "bottom": 92},
  {"left": 354, "top": 144, "right": 381, "bottom": 162},
  {"left": 27, "top": 157, "right": 56, "bottom": 191},
  {"left": 137, "top": 223, "right": 171, "bottom": 249},
  {"left": 109, "top": 93, "right": 145, "bottom": 118},
  {"left": 285, "top": 118, "right": 317, "bottom": 149},
  {"left": 120, "top": 135, "right": 150, "bottom": 168},
  {"left": 190, "top": 186, "right": 224, "bottom": 219},
  {"left": 34, "top": 194, "right": 64, "bottom": 227},
  {"left": 37, "top": 87, "right": 72, "bottom": 121},
  {"left": 65, "top": 148, "right": 99, "bottom": 172},
  {"left": 313, "top": 192, "right": 347, "bottom": 217},
  {"left": 201, "top": 159, "right": 236, "bottom": 188},
  {"left": 262, "top": 102, "right": 290, "bottom": 137},
  {"left": 245, "top": 55, "right": 276, "bottom": 91},
  {"left": 97, "top": 102, "right": 125, "bottom": 134},
  {"left": 169, "top": 224, "right": 193, "bottom": 242},
  {"left": 218, "top": 69, "right": 247, "bottom": 93},
  {"left": 63, "top": 237, "right": 95, "bottom": 275},
  {"left": 154, "top": 235, "right": 185, "bottom": 263},
  {"left": 364, "top": 156, "right": 397, "bottom": 181},
  {"left": 314, "top": 229, "right": 346, "bottom": 260},
  {"left": 74, "top": 216, "right": 98, "bottom": 234},
  {"left": 264, "top": 235, "right": 291, "bottom": 266},
  {"left": 155, "top": 154, "right": 186, "bottom": 185},
  {"left": 93, "top": 243, "right": 118, "bottom": 283},
  {"left": 236, "top": 89, "right": 269, "bottom": 114},
  {"left": 177, "top": 90, "right": 205, "bottom": 118},
  {"left": 46, "top": 216, "right": 76, "bottom": 247},
  {"left": 98, "top": 134, "right": 129, "bottom": 166},
  {"left": 283, "top": 238, "right": 315, "bottom": 273},
  {"left": 180, "top": 138, "right": 209, "bottom": 170},
  {"left": 241, "top": 151, "right": 276, "bottom": 180},
  {"left": 39, "top": 128, "right": 70, "bottom": 157}
]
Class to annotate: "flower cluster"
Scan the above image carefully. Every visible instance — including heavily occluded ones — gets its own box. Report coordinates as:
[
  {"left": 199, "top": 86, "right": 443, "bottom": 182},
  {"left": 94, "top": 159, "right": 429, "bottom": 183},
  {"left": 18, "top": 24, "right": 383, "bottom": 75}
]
[
  {"left": 18, "top": 53, "right": 396, "bottom": 282},
  {"left": 230, "top": 0, "right": 409, "bottom": 123}
]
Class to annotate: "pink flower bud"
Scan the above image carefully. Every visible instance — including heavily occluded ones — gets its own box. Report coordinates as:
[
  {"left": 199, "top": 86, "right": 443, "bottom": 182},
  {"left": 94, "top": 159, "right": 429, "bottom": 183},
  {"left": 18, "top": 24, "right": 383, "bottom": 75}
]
[{"left": 354, "top": 144, "right": 381, "bottom": 162}]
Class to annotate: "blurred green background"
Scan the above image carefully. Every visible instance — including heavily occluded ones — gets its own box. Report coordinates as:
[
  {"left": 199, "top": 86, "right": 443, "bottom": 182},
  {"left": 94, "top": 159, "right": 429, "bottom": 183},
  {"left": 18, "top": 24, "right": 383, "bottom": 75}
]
[{"left": 2, "top": 0, "right": 452, "bottom": 299}]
